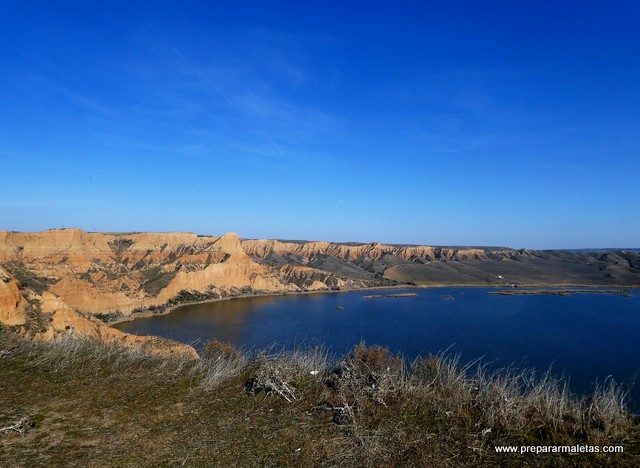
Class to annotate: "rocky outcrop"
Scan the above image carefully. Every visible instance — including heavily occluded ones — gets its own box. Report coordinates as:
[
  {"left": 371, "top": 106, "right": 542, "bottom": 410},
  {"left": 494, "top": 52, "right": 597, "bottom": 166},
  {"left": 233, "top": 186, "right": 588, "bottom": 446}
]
[
  {"left": 0, "top": 229, "right": 281, "bottom": 356},
  {"left": 0, "top": 266, "right": 25, "bottom": 326},
  {"left": 36, "top": 291, "right": 197, "bottom": 357}
]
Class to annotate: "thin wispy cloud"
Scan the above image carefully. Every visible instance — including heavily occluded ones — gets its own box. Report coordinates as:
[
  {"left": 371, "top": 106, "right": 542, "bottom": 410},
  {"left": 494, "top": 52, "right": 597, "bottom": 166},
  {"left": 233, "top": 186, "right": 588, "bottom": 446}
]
[
  {"left": 166, "top": 44, "right": 233, "bottom": 106},
  {"left": 157, "top": 45, "right": 339, "bottom": 162}
]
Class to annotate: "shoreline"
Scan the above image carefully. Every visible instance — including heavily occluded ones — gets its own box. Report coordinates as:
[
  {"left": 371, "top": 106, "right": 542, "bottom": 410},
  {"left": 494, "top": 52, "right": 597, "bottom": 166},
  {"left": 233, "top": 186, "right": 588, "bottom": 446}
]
[
  {"left": 106, "top": 282, "right": 640, "bottom": 327},
  {"left": 107, "top": 283, "right": 416, "bottom": 326}
]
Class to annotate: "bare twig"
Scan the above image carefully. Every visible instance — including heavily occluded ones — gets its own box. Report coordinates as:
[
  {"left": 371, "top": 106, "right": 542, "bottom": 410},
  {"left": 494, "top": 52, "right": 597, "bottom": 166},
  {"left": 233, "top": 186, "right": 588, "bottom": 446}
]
[{"left": 0, "top": 417, "right": 32, "bottom": 436}]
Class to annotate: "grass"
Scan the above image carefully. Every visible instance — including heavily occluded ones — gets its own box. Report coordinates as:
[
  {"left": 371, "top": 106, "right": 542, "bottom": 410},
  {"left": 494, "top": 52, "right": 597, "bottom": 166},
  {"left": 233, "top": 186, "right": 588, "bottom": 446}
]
[{"left": 1, "top": 333, "right": 638, "bottom": 466}]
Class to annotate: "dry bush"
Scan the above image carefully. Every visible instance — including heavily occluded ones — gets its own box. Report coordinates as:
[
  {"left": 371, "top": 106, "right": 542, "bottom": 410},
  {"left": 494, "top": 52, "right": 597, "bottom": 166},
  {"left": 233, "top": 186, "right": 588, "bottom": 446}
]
[
  {"left": 328, "top": 341, "right": 407, "bottom": 413},
  {"left": 244, "top": 346, "right": 331, "bottom": 402},
  {"left": 352, "top": 342, "right": 390, "bottom": 369}
]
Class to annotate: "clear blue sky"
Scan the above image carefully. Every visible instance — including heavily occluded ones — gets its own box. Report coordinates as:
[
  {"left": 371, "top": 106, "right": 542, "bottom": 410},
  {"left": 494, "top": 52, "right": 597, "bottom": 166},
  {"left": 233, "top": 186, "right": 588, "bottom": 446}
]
[{"left": 1, "top": 1, "right": 639, "bottom": 248}]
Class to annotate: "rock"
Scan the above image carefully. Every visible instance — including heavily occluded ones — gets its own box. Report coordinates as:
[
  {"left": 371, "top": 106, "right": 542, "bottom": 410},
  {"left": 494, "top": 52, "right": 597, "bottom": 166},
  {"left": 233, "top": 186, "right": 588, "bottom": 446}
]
[{"left": 0, "top": 266, "right": 25, "bottom": 326}]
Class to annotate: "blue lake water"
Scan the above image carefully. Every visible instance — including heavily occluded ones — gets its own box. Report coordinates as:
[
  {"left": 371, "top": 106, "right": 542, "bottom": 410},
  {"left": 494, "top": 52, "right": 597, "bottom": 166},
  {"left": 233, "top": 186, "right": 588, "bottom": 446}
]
[{"left": 114, "top": 287, "right": 640, "bottom": 408}]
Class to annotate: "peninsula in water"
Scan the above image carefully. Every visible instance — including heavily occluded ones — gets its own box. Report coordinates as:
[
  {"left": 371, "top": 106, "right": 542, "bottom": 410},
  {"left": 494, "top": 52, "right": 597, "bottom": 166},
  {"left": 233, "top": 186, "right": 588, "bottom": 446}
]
[{"left": 487, "top": 289, "right": 634, "bottom": 296}]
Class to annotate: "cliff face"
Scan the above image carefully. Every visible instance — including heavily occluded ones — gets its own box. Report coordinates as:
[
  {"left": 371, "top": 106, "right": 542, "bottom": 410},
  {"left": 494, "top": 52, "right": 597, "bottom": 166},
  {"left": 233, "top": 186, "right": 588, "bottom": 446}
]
[
  {"left": 0, "top": 230, "right": 401, "bottom": 321},
  {"left": 0, "top": 230, "right": 392, "bottom": 350},
  {"left": 242, "top": 239, "right": 488, "bottom": 266},
  {"left": 0, "top": 266, "right": 25, "bottom": 326},
  {"left": 0, "top": 230, "right": 283, "bottom": 314},
  {"left": 240, "top": 238, "right": 640, "bottom": 288},
  {"left": 1, "top": 229, "right": 639, "bottom": 349}
]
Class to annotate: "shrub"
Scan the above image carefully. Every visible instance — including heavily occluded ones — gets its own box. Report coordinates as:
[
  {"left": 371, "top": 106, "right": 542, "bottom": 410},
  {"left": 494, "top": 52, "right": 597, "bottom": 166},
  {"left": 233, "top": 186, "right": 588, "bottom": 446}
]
[
  {"left": 329, "top": 341, "right": 406, "bottom": 408},
  {"left": 244, "top": 346, "right": 331, "bottom": 402}
]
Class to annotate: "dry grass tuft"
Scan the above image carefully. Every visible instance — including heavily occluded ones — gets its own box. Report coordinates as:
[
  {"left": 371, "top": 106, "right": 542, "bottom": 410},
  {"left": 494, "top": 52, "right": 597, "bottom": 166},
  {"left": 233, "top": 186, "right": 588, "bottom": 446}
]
[
  {"left": 407, "top": 351, "right": 635, "bottom": 447},
  {"left": 18, "top": 335, "right": 196, "bottom": 376},
  {"left": 197, "top": 340, "right": 247, "bottom": 389}
]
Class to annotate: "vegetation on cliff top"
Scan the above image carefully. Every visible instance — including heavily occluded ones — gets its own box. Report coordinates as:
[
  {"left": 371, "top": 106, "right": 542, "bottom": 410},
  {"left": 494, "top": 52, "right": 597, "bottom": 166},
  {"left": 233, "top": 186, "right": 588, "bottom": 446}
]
[{"left": 1, "top": 332, "right": 638, "bottom": 466}]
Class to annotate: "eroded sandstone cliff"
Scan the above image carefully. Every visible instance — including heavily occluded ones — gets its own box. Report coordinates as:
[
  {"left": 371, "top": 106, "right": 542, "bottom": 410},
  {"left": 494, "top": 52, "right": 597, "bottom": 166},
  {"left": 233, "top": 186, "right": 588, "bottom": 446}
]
[{"left": 1, "top": 229, "right": 638, "bottom": 350}]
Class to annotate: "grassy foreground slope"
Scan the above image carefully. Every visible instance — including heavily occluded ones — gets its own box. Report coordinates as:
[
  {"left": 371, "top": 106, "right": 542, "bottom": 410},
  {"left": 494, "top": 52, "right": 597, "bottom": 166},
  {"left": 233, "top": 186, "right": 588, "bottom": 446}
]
[{"left": 1, "top": 329, "right": 638, "bottom": 467}]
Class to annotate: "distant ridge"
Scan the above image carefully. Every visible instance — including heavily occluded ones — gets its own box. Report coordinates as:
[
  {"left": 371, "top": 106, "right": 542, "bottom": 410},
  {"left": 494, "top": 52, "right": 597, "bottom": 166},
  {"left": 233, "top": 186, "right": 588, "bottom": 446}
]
[{"left": 561, "top": 248, "right": 640, "bottom": 253}]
